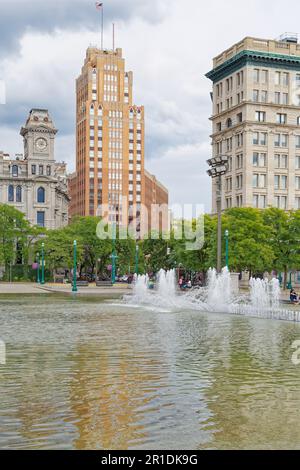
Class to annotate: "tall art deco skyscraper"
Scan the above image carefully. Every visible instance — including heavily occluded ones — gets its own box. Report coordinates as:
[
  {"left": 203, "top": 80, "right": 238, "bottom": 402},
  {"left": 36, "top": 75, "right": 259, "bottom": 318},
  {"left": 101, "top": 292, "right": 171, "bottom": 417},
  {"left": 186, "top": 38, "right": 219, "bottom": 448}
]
[{"left": 69, "top": 45, "right": 168, "bottom": 235}]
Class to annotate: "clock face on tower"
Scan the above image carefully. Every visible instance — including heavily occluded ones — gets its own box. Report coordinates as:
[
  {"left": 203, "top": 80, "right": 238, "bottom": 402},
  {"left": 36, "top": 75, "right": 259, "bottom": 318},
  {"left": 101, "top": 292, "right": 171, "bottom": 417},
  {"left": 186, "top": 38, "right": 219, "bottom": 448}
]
[{"left": 35, "top": 137, "right": 48, "bottom": 152}]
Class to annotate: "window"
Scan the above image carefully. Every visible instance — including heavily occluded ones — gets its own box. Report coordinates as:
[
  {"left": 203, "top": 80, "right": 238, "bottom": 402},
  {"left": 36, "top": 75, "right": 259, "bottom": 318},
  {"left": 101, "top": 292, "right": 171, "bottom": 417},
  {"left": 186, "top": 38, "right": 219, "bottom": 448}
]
[
  {"left": 226, "top": 198, "right": 232, "bottom": 209},
  {"left": 283, "top": 72, "right": 289, "bottom": 86},
  {"left": 46, "top": 166, "right": 51, "bottom": 176},
  {"left": 261, "top": 91, "right": 268, "bottom": 103},
  {"left": 37, "top": 187, "right": 45, "bottom": 203},
  {"left": 253, "top": 194, "right": 266, "bottom": 209},
  {"left": 236, "top": 154, "right": 243, "bottom": 169},
  {"left": 275, "top": 154, "right": 288, "bottom": 169},
  {"left": 275, "top": 71, "right": 281, "bottom": 85},
  {"left": 226, "top": 177, "right": 232, "bottom": 191},
  {"left": 226, "top": 118, "right": 232, "bottom": 128},
  {"left": 296, "top": 156, "right": 300, "bottom": 169},
  {"left": 295, "top": 197, "right": 300, "bottom": 209},
  {"left": 8, "top": 185, "right": 14, "bottom": 202},
  {"left": 253, "top": 90, "right": 259, "bottom": 102},
  {"left": 253, "top": 152, "right": 266, "bottom": 167},
  {"left": 237, "top": 112, "right": 243, "bottom": 123},
  {"left": 32, "top": 165, "right": 36, "bottom": 175},
  {"left": 255, "top": 111, "right": 265, "bottom": 122},
  {"left": 253, "top": 132, "right": 267, "bottom": 145},
  {"left": 296, "top": 176, "right": 300, "bottom": 190},
  {"left": 253, "top": 174, "right": 266, "bottom": 188},
  {"left": 260, "top": 133, "right": 267, "bottom": 145},
  {"left": 275, "top": 175, "right": 287, "bottom": 190},
  {"left": 236, "top": 174, "right": 243, "bottom": 189},
  {"left": 261, "top": 70, "right": 268, "bottom": 84},
  {"left": 296, "top": 136, "right": 300, "bottom": 149},
  {"left": 236, "top": 195, "right": 243, "bottom": 207},
  {"left": 37, "top": 211, "right": 45, "bottom": 228},
  {"left": 253, "top": 69, "right": 260, "bottom": 83},
  {"left": 274, "top": 196, "right": 287, "bottom": 210},
  {"left": 297, "top": 117, "right": 300, "bottom": 126},
  {"left": 39, "top": 165, "right": 44, "bottom": 176},
  {"left": 253, "top": 132, "right": 259, "bottom": 145},
  {"left": 12, "top": 165, "right": 18, "bottom": 177},
  {"left": 16, "top": 186, "right": 22, "bottom": 203},
  {"left": 275, "top": 134, "right": 288, "bottom": 147},
  {"left": 282, "top": 93, "right": 289, "bottom": 105},
  {"left": 277, "top": 113, "right": 287, "bottom": 124},
  {"left": 275, "top": 92, "right": 281, "bottom": 105}
]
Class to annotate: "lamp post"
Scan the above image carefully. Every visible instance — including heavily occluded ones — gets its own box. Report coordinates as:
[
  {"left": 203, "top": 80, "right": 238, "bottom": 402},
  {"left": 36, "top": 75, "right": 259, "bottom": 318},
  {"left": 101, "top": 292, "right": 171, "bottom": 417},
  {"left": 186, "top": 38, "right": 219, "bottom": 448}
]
[
  {"left": 72, "top": 240, "right": 78, "bottom": 293},
  {"left": 41, "top": 242, "right": 45, "bottom": 285},
  {"left": 135, "top": 244, "right": 139, "bottom": 275},
  {"left": 111, "top": 223, "right": 117, "bottom": 284},
  {"left": 225, "top": 229, "right": 229, "bottom": 270},
  {"left": 207, "top": 155, "right": 229, "bottom": 273},
  {"left": 36, "top": 252, "right": 40, "bottom": 284}
]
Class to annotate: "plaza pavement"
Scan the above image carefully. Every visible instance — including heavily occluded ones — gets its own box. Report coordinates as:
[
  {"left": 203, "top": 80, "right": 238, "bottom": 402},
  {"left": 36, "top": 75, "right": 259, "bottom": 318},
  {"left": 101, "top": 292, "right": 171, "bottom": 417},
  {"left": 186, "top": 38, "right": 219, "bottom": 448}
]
[
  {"left": 0, "top": 282, "right": 132, "bottom": 297},
  {"left": 0, "top": 282, "right": 292, "bottom": 301}
]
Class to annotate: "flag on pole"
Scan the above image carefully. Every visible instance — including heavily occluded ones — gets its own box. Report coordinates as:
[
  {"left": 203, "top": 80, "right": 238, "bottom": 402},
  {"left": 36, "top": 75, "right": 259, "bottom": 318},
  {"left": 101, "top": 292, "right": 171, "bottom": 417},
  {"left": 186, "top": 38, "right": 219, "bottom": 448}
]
[{"left": 95, "top": 2, "right": 103, "bottom": 9}]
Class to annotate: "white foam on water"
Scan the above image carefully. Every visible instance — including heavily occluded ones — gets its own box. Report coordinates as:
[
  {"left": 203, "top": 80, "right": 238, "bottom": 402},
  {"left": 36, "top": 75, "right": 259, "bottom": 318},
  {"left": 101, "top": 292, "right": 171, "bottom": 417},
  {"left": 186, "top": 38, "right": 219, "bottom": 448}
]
[{"left": 124, "top": 268, "right": 300, "bottom": 323}]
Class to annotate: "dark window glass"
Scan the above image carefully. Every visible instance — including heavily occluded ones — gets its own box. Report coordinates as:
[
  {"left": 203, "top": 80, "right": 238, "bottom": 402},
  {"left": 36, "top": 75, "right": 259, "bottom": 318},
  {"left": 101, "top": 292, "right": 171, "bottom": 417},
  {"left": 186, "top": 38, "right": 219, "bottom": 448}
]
[
  {"left": 16, "top": 186, "right": 22, "bottom": 203},
  {"left": 39, "top": 165, "right": 43, "bottom": 176},
  {"left": 12, "top": 165, "right": 18, "bottom": 177},
  {"left": 8, "top": 185, "right": 14, "bottom": 202},
  {"left": 46, "top": 166, "right": 51, "bottom": 176},
  {"left": 37, "top": 211, "right": 45, "bottom": 227},
  {"left": 32, "top": 165, "right": 36, "bottom": 175},
  {"left": 37, "top": 187, "right": 45, "bottom": 203}
]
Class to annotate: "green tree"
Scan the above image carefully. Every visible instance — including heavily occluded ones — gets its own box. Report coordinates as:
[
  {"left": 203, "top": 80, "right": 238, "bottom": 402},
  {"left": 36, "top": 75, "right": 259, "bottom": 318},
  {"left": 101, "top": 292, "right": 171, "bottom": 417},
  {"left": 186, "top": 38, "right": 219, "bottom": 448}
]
[
  {"left": 262, "top": 208, "right": 300, "bottom": 287},
  {"left": 0, "top": 204, "right": 33, "bottom": 275},
  {"left": 207, "top": 208, "right": 275, "bottom": 274}
]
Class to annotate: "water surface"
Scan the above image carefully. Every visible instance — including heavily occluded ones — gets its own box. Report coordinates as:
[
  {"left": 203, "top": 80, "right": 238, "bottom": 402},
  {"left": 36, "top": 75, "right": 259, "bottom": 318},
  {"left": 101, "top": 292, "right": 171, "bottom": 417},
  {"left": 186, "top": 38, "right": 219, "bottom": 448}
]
[{"left": 1, "top": 295, "right": 300, "bottom": 450}]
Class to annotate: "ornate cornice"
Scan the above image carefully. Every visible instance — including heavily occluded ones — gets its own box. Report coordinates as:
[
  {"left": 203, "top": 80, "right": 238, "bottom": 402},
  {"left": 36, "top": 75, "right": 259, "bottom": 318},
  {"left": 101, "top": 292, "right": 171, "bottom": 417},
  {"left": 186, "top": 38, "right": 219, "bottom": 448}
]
[
  {"left": 206, "top": 49, "right": 300, "bottom": 83},
  {"left": 20, "top": 125, "right": 58, "bottom": 137}
]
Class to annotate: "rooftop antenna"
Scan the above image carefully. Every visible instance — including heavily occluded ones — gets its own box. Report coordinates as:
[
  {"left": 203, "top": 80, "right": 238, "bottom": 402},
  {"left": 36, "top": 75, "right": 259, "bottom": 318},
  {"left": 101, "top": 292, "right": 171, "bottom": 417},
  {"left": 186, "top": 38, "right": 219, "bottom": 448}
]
[{"left": 113, "top": 23, "right": 115, "bottom": 52}]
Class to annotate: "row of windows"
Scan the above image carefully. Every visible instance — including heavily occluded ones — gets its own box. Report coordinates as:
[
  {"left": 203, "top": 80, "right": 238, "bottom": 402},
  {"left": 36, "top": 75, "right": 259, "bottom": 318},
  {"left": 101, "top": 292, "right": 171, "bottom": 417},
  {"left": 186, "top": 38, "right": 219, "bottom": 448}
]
[
  {"left": 8, "top": 186, "right": 45, "bottom": 203},
  {"left": 225, "top": 195, "right": 294, "bottom": 210},
  {"left": 253, "top": 69, "right": 297, "bottom": 87},
  {"left": 216, "top": 71, "right": 244, "bottom": 97},
  {"left": 227, "top": 153, "right": 300, "bottom": 171},
  {"left": 10, "top": 164, "right": 51, "bottom": 177},
  {"left": 225, "top": 173, "right": 300, "bottom": 191},
  {"left": 216, "top": 132, "right": 300, "bottom": 154}
]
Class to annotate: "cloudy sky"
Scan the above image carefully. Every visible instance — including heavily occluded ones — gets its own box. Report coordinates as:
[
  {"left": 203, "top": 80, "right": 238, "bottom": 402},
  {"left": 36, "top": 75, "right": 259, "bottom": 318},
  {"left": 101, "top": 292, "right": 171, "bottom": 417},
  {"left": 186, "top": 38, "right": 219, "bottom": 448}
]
[{"left": 1, "top": 0, "right": 300, "bottom": 211}]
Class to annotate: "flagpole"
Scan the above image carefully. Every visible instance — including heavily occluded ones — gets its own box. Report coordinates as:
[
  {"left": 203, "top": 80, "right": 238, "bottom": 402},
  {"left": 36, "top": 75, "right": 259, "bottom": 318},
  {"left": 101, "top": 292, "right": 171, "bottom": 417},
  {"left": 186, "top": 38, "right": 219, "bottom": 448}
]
[{"left": 101, "top": 5, "right": 104, "bottom": 50}]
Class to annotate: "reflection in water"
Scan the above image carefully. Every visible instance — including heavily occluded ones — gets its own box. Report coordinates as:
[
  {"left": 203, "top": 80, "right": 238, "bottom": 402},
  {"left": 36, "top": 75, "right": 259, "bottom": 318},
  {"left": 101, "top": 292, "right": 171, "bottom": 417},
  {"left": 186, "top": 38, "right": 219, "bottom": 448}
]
[{"left": 0, "top": 296, "right": 300, "bottom": 449}]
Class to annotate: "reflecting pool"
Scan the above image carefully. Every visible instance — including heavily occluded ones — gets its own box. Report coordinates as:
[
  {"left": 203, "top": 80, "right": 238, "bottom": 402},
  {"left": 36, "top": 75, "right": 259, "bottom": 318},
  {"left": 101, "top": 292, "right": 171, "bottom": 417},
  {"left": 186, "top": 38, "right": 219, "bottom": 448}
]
[{"left": 1, "top": 295, "right": 300, "bottom": 450}]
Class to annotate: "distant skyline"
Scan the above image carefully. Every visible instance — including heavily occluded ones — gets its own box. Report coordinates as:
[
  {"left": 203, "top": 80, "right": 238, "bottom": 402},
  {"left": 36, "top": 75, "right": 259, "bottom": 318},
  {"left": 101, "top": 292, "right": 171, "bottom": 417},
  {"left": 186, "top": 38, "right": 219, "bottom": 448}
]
[{"left": 1, "top": 0, "right": 300, "bottom": 211}]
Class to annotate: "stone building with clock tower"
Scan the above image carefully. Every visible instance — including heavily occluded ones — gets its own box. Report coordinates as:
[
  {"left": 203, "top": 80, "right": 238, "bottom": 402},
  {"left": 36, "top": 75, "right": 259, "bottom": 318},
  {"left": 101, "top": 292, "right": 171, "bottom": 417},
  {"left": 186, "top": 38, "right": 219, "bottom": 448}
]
[{"left": 0, "top": 109, "right": 70, "bottom": 229}]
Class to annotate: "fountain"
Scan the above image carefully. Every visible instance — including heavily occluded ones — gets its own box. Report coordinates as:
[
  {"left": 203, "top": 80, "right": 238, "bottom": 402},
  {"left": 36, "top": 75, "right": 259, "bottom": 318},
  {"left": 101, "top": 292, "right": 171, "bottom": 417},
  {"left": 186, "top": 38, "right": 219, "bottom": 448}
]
[{"left": 126, "top": 268, "right": 300, "bottom": 323}]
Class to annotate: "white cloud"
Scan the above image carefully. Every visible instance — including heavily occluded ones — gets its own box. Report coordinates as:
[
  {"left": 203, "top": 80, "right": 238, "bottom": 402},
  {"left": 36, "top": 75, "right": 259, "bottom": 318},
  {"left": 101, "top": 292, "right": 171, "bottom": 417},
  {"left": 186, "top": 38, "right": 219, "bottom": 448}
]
[{"left": 1, "top": 0, "right": 300, "bottom": 212}]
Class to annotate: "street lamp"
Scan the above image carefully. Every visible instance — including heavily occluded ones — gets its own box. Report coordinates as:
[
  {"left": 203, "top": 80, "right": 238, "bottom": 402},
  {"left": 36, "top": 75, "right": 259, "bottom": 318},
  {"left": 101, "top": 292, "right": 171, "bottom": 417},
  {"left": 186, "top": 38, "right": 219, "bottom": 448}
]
[
  {"left": 225, "top": 229, "right": 229, "bottom": 270},
  {"left": 72, "top": 240, "right": 78, "bottom": 293},
  {"left": 36, "top": 252, "right": 40, "bottom": 284},
  {"left": 135, "top": 244, "right": 139, "bottom": 275},
  {"left": 111, "top": 223, "right": 117, "bottom": 284},
  {"left": 207, "top": 155, "right": 229, "bottom": 273},
  {"left": 41, "top": 242, "right": 45, "bottom": 285}
]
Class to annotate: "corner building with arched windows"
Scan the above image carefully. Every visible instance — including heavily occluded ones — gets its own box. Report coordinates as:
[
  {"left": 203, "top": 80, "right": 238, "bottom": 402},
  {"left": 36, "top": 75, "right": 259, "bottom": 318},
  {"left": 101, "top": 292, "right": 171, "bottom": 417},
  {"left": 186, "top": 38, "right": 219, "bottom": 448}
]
[
  {"left": 207, "top": 35, "right": 300, "bottom": 213},
  {"left": 0, "top": 109, "right": 70, "bottom": 229}
]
